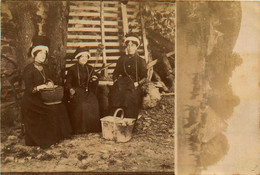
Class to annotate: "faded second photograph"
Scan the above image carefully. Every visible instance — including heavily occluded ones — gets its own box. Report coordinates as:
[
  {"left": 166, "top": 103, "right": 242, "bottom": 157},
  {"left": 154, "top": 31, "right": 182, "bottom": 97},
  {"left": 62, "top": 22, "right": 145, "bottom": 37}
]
[
  {"left": 1, "top": 0, "right": 175, "bottom": 173},
  {"left": 176, "top": 1, "right": 260, "bottom": 175}
]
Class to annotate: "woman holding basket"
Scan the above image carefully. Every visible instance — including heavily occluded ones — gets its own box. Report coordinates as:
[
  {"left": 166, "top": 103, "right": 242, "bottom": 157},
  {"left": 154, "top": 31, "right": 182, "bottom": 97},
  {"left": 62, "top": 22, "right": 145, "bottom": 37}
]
[
  {"left": 21, "top": 35, "right": 72, "bottom": 148},
  {"left": 66, "top": 46, "right": 101, "bottom": 134}
]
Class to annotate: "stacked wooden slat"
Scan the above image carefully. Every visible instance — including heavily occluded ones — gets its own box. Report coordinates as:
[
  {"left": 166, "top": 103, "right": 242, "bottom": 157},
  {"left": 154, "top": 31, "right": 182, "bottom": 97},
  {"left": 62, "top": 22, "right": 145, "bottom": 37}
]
[
  {"left": 66, "top": 1, "right": 145, "bottom": 75},
  {"left": 126, "top": 1, "right": 145, "bottom": 58}
]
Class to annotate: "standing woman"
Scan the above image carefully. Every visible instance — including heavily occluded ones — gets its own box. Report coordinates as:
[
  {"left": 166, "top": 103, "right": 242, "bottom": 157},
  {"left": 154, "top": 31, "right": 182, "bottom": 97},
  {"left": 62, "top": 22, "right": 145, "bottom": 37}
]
[
  {"left": 109, "top": 33, "right": 147, "bottom": 119},
  {"left": 21, "top": 36, "right": 72, "bottom": 148},
  {"left": 66, "top": 46, "right": 101, "bottom": 134}
]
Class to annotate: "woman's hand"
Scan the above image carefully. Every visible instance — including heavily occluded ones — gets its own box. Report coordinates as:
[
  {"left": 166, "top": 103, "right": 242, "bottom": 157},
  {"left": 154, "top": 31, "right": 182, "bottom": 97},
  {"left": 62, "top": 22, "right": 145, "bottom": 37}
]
[
  {"left": 46, "top": 81, "right": 54, "bottom": 88},
  {"left": 91, "top": 75, "right": 98, "bottom": 81},
  {"left": 36, "top": 84, "right": 48, "bottom": 91},
  {"left": 70, "top": 88, "right": 76, "bottom": 96},
  {"left": 134, "top": 82, "right": 139, "bottom": 88}
]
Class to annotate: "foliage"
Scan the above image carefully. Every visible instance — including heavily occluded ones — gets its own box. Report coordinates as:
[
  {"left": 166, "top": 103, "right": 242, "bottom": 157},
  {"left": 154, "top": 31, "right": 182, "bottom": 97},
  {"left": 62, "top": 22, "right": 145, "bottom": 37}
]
[{"left": 139, "top": 2, "right": 175, "bottom": 43}]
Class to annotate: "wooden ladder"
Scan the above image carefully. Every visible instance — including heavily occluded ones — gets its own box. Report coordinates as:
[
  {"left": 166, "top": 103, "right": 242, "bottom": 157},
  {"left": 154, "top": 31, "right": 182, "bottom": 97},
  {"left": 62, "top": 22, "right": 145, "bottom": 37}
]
[{"left": 66, "top": 1, "right": 146, "bottom": 77}]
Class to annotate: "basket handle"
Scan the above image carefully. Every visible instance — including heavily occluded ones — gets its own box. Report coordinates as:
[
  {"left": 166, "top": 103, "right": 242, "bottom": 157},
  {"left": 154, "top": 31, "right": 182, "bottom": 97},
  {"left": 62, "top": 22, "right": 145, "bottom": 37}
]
[
  {"left": 112, "top": 108, "right": 124, "bottom": 140},
  {"left": 113, "top": 108, "right": 124, "bottom": 120}
]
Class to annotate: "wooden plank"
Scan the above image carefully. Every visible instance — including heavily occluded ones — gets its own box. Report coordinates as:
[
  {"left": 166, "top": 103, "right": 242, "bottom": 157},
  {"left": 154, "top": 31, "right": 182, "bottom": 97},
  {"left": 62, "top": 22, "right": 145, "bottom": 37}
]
[
  {"left": 66, "top": 49, "right": 102, "bottom": 54},
  {"left": 103, "top": 7, "right": 120, "bottom": 12},
  {"left": 104, "top": 49, "right": 121, "bottom": 53},
  {"left": 100, "top": 1, "right": 108, "bottom": 76},
  {"left": 68, "top": 19, "right": 118, "bottom": 26},
  {"left": 70, "top": 6, "right": 119, "bottom": 12},
  {"left": 66, "top": 57, "right": 102, "bottom": 62},
  {"left": 126, "top": 2, "right": 139, "bottom": 9},
  {"left": 65, "top": 67, "right": 115, "bottom": 75},
  {"left": 98, "top": 81, "right": 114, "bottom": 86},
  {"left": 103, "top": 1, "right": 119, "bottom": 5},
  {"left": 68, "top": 19, "right": 100, "bottom": 25},
  {"left": 107, "top": 69, "right": 114, "bottom": 74},
  {"left": 69, "top": 3, "right": 100, "bottom": 7},
  {"left": 103, "top": 12, "right": 120, "bottom": 18},
  {"left": 127, "top": 21, "right": 138, "bottom": 26},
  {"left": 70, "top": 1, "right": 100, "bottom": 5},
  {"left": 65, "top": 64, "right": 74, "bottom": 68},
  {"left": 67, "top": 42, "right": 120, "bottom": 47},
  {"left": 69, "top": 12, "right": 100, "bottom": 17},
  {"left": 65, "top": 63, "right": 76, "bottom": 68},
  {"left": 70, "top": 6, "right": 100, "bottom": 12},
  {"left": 67, "top": 35, "right": 101, "bottom": 40},
  {"left": 66, "top": 56, "right": 119, "bottom": 62},
  {"left": 140, "top": 3, "right": 149, "bottom": 63},
  {"left": 127, "top": 1, "right": 139, "bottom": 5},
  {"left": 69, "top": 12, "right": 119, "bottom": 18},
  {"left": 121, "top": 3, "right": 129, "bottom": 35},
  {"left": 106, "top": 56, "right": 120, "bottom": 60},
  {"left": 105, "top": 35, "right": 120, "bottom": 40},
  {"left": 67, "top": 35, "right": 119, "bottom": 40},
  {"left": 68, "top": 27, "right": 119, "bottom": 32},
  {"left": 68, "top": 27, "right": 101, "bottom": 32},
  {"left": 66, "top": 43, "right": 96, "bottom": 47},
  {"left": 66, "top": 48, "right": 122, "bottom": 54}
]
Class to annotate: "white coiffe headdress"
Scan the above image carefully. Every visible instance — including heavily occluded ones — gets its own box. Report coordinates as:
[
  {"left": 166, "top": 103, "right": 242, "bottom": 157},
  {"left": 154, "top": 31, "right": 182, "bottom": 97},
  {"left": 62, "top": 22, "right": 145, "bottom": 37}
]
[
  {"left": 31, "top": 45, "right": 49, "bottom": 57},
  {"left": 124, "top": 36, "right": 140, "bottom": 47}
]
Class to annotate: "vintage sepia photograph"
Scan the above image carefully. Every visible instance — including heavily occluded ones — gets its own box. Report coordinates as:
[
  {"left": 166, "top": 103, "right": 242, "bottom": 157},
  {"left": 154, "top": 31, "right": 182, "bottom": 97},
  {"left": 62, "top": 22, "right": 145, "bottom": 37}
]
[
  {"left": 2, "top": 0, "right": 259, "bottom": 174},
  {"left": 1, "top": 0, "right": 175, "bottom": 173},
  {"left": 177, "top": 1, "right": 260, "bottom": 175}
]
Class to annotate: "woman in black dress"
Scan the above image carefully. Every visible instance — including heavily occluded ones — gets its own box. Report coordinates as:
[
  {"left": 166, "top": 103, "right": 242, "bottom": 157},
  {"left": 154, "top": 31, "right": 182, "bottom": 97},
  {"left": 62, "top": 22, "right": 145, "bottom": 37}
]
[
  {"left": 21, "top": 36, "right": 72, "bottom": 148},
  {"left": 109, "top": 33, "right": 147, "bottom": 119},
  {"left": 66, "top": 46, "right": 101, "bottom": 134}
]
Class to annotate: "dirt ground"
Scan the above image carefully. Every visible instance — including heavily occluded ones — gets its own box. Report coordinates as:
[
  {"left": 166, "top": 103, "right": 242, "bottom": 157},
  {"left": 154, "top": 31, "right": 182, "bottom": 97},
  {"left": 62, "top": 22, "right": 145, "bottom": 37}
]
[{"left": 1, "top": 96, "right": 174, "bottom": 173}]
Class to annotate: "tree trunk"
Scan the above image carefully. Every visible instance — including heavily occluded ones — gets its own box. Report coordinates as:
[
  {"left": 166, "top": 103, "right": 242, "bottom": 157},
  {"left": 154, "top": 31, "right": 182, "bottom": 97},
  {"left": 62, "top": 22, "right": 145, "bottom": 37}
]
[
  {"left": 9, "top": 1, "right": 69, "bottom": 84},
  {"left": 8, "top": 2, "right": 37, "bottom": 70},
  {"left": 45, "top": 2, "right": 69, "bottom": 85}
]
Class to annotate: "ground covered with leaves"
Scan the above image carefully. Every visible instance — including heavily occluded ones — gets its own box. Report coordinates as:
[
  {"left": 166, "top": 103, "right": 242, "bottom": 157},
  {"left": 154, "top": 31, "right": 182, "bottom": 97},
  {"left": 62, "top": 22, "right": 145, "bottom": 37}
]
[{"left": 1, "top": 96, "right": 174, "bottom": 173}]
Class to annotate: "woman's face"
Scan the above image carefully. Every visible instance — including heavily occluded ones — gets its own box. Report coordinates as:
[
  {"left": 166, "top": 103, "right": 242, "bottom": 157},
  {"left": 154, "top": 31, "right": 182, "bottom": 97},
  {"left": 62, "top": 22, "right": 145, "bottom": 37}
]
[
  {"left": 78, "top": 53, "right": 89, "bottom": 65},
  {"left": 126, "top": 41, "right": 138, "bottom": 55},
  {"left": 34, "top": 50, "right": 47, "bottom": 63}
]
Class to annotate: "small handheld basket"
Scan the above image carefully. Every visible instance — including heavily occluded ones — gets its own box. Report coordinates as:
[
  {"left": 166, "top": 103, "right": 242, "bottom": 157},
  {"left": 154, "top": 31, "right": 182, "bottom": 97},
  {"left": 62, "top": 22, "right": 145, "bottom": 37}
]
[
  {"left": 40, "top": 86, "right": 64, "bottom": 105},
  {"left": 100, "top": 108, "right": 136, "bottom": 142}
]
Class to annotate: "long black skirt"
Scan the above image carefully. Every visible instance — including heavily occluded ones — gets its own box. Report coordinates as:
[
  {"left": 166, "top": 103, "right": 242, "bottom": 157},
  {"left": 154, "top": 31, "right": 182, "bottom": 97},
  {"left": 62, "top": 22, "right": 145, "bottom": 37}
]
[
  {"left": 21, "top": 93, "right": 72, "bottom": 148},
  {"left": 109, "top": 81, "right": 142, "bottom": 119},
  {"left": 68, "top": 88, "right": 101, "bottom": 134}
]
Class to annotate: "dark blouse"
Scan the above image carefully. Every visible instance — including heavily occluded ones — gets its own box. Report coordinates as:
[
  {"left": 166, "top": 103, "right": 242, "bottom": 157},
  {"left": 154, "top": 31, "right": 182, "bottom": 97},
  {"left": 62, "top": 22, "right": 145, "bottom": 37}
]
[
  {"left": 66, "top": 63, "right": 100, "bottom": 91},
  {"left": 23, "top": 63, "right": 50, "bottom": 96},
  {"left": 113, "top": 54, "right": 147, "bottom": 82}
]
